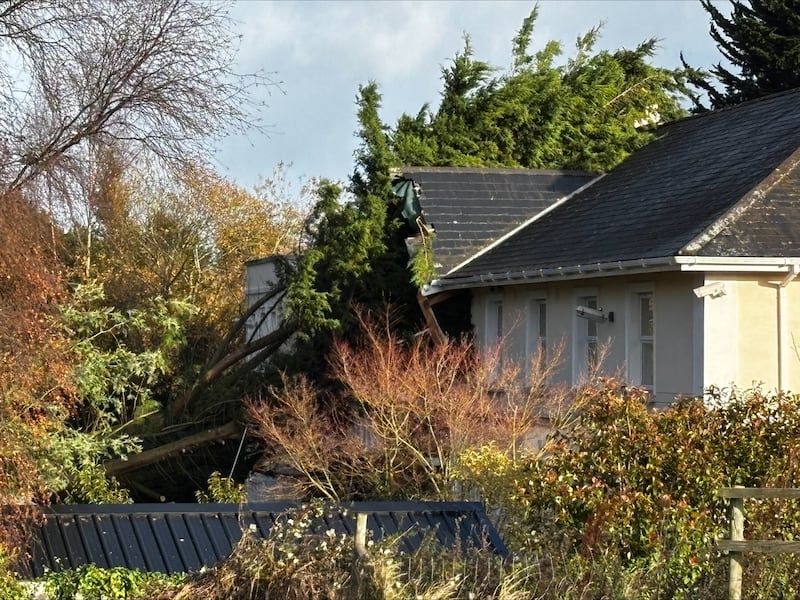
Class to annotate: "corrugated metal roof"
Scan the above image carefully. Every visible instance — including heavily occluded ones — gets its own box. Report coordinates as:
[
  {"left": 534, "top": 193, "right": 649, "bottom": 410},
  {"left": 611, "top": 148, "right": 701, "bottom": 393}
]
[{"left": 21, "top": 501, "right": 507, "bottom": 577}]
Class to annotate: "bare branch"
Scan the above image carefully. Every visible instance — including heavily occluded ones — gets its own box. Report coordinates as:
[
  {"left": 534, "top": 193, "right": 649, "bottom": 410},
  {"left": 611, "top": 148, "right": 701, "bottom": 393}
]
[{"left": 0, "top": 0, "right": 275, "bottom": 198}]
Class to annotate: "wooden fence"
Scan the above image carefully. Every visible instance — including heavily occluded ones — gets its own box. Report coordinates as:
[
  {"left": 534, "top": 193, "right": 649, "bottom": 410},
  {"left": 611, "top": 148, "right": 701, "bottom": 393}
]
[{"left": 718, "top": 487, "right": 800, "bottom": 600}]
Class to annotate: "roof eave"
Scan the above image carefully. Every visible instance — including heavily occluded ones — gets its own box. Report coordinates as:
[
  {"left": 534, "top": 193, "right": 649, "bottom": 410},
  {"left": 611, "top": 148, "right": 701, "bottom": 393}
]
[
  {"left": 674, "top": 256, "right": 800, "bottom": 272},
  {"left": 423, "top": 255, "right": 800, "bottom": 296},
  {"left": 423, "top": 256, "right": 680, "bottom": 295}
]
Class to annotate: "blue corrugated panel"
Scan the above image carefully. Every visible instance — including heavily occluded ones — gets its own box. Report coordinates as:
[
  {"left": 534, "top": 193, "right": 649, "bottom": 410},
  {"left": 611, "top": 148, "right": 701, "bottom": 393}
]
[{"left": 20, "top": 501, "right": 507, "bottom": 577}]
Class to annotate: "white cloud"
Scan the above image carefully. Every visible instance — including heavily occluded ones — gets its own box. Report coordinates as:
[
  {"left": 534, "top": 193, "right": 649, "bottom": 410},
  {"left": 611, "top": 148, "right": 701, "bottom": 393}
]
[{"left": 218, "top": 0, "right": 725, "bottom": 189}]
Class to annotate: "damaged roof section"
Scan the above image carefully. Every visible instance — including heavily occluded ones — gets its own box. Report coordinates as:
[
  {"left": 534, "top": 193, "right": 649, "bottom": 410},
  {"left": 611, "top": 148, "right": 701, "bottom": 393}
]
[{"left": 393, "top": 167, "right": 596, "bottom": 275}]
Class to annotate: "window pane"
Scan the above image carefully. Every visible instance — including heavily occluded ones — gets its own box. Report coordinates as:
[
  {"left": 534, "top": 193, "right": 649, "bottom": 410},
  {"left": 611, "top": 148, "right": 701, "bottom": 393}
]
[
  {"left": 588, "top": 340, "right": 598, "bottom": 370},
  {"left": 641, "top": 341, "right": 654, "bottom": 386},
  {"left": 496, "top": 303, "right": 503, "bottom": 338},
  {"left": 640, "top": 295, "right": 653, "bottom": 336},
  {"left": 538, "top": 302, "right": 547, "bottom": 338}
]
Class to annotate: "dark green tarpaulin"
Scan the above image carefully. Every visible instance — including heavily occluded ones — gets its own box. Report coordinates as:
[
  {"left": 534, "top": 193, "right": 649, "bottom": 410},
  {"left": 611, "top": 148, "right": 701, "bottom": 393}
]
[{"left": 391, "top": 177, "right": 421, "bottom": 231}]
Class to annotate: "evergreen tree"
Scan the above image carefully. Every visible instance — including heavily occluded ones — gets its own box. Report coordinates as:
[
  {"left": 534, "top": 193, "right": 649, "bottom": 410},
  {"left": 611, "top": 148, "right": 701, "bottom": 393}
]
[
  {"left": 391, "top": 8, "right": 689, "bottom": 172},
  {"left": 284, "top": 7, "right": 692, "bottom": 354},
  {"left": 688, "top": 0, "right": 800, "bottom": 108}
]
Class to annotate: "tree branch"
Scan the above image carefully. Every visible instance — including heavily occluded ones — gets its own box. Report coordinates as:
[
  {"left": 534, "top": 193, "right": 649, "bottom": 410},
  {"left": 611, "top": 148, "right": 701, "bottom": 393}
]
[{"left": 104, "top": 420, "right": 241, "bottom": 476}]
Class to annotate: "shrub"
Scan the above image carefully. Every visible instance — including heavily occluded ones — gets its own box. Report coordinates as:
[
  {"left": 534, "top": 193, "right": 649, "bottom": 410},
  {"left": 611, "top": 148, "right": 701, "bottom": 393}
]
[
  {"left": 502, "top": 381, "right": 800, "bottom": 597},
  {"left": 247, "top": 307, "right": 567, "bottom": 502},
  {"left": 43, "top": 564, "right": 183, "bottom": 600},
  {"left": 196, "top": 471, "right": 246, "bottom": 503}
]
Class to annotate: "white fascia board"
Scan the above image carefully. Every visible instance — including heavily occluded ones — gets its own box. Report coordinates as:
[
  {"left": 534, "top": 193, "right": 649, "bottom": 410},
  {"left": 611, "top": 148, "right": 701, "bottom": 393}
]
[
  {"left": 441, "top": 173, "right": 607, "bottom": 277},
  {"left": 675, "top": 256, "right": 800, "bottom": 272},
  {"left": 423, "top": 256, "right": 678, "bottom": 296},
  {"left": 423, "top": 255, "right": 800, "bottom": 297}
]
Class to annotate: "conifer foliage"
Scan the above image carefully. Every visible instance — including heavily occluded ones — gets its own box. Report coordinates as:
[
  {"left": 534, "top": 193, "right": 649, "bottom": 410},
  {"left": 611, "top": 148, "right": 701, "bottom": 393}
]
[
  {"left": 689, "top": 0, "right": 800, "bottom": 108},
  {"left": 389, "top": 7, "right": 690, "bottom": 172}
]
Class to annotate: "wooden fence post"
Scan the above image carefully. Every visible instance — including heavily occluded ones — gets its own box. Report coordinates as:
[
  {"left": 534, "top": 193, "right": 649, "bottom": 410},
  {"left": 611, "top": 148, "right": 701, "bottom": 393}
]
[
  {"left": 354, "top": 512, "right": 368, "bottom": 559},
  {"left": 729, "top": 491, "right": 744, "bottom": 600}
]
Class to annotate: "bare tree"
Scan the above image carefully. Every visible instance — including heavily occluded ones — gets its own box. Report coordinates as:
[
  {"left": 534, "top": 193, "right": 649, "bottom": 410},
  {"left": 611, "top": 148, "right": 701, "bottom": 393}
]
[
  {"left": 0, "top": 0, "right": 272, "bottom": 198},
  {"left": 246, "top": 308, "right": 572, "bottom": 502}
]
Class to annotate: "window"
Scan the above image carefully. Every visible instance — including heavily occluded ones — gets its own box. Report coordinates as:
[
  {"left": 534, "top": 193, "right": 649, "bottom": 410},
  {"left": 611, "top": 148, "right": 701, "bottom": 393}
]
[
  {"left": 526, "top": 297, "right": 547, "bottom": 368},
  {"left": 487, "top": 299, "right": 503, "bottom": 345},
  {"left": 485, "top": 297, "right": 504, "bottom": 378},
  {"left": 626, "top": 286, "right": 655, "bottom": 390},
  {"left": 584, "top": 297, "right": 599, "bottom": 372},
  {"left": 639, "top": 293, "right": 654, "bottom": 388},
  {"left": 574, "top": 294, "right": 599, "bottom": 382}
]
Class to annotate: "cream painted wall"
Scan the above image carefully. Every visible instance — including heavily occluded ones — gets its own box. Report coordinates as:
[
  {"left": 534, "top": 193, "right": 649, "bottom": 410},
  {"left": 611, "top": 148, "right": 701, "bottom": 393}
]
[
  {"left": 702, "top": 275, "right": 800, "bottom": 393},
  {"left": 470, "top": 272, "right": 702, "bottom": 407}
]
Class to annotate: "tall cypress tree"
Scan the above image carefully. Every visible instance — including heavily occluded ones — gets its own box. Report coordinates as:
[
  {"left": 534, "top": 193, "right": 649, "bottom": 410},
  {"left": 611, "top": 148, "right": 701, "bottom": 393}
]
[{"left": 691, "top": 0, "right": 800, "bottom": 108}]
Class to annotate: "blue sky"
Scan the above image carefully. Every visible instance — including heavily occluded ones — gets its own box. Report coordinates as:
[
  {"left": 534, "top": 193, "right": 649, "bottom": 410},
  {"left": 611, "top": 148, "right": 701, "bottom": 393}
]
[{"left": 215, "top": 1, "right": 724, "bottom": 190}]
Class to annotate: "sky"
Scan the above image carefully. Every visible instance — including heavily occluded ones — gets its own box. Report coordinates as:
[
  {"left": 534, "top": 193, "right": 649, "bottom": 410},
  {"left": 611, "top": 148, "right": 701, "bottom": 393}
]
[{"left": 215, "top": 1, "right": 724, "bottom": 191}]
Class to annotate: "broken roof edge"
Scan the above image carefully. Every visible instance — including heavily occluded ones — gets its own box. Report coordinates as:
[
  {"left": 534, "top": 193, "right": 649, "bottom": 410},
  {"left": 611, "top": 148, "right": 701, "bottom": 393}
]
[
  {"left": 422, "top": 256, "right": 800, "bottom": 295},
  {"left": 437, "top": 173, "right": 607, "bottom": 279},
  {"left": 682, "top": 147, "right": 800, "bottom": 255}
]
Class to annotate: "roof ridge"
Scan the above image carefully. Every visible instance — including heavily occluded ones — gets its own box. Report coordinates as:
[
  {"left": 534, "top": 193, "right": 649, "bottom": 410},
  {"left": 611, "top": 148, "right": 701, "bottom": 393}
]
[{"left": 658, "top": 86, "right": 800, "bottom": 132}]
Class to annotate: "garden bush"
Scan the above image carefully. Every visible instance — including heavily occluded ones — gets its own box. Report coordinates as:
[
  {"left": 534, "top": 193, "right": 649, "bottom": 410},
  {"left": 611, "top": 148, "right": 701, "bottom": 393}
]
[{"left": 489, "top": 380, "right": 800, "bottom": 598}]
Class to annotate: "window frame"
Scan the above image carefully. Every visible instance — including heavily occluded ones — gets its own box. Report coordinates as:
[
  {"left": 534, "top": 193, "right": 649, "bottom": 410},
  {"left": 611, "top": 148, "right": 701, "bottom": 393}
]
[
  {"left": 572, "top": 288, "right": 599, "bottom": 384},
  {"left": 626, "top": 283, "right": 656, "bottom": 391},
  {"left": 526, "top": 293, "right": 547, "bottom": 376}
]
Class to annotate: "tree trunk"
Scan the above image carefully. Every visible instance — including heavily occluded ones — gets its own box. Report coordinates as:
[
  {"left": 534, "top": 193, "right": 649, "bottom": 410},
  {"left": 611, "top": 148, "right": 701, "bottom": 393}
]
[{"left": 104, "top": 421, "right": 241, "bottom": 476}]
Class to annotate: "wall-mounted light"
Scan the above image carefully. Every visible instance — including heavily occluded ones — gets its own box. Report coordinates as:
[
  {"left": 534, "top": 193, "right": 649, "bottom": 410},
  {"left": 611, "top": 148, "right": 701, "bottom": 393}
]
[
  {"left": 576, "top": 305, "right": 611, "bottom": 322},
  {"left": 693, "top": 282, "right": 726, "bottom": 299}
]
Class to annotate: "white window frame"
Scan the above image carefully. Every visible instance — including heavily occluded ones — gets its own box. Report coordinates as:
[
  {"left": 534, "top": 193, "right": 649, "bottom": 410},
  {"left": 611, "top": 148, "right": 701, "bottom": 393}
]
[
  {"left": 484, "top": 293, "right": 505, "bottom": 379},
  {"left": 526, "top": 293, "right": 547, "bottom": 376},
  {"left": 572, "top": 287, "right": 599, "bottom": 384},
  {"left": 626, "top": 283, "right": 655, "bottom": 391}
]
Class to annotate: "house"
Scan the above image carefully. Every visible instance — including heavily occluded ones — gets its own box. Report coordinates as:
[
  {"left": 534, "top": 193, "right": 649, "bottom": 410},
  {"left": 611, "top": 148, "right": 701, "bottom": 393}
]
[
  {"left": 417, "top": 88, "right": 800, "bottom": 406},
  {"left": 244, "top": 169, "right": 595, "bottom": 344},
  {"left": 391, "top": 167, "right": 597, "bottom": 338},
  {"left": 244, "top": 256, "right": 288, "bottom": 346},
  {"left": 20, "top": 501, "right": 507, "bottom": 577}
]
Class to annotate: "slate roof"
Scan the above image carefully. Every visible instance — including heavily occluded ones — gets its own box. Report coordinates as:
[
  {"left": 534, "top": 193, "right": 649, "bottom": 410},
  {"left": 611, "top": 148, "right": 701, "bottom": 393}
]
[
  {"left": 396, "top": 167, "right": 596, "bottom": 274},
  {"left": 439, "top": 88, "right": 800, "bottom": 286},
  {"left": 20, "top": 501, "right": 507, "bottom": 577}
]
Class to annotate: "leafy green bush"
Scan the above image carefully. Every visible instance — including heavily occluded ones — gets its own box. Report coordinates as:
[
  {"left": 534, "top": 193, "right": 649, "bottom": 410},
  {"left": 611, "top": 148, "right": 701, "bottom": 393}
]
[
  {"left": 497, "top": 380, "right": 800, "bottom": 598},
  {"left": 196, "top": 471, "right": 246, "bottom": 503},
  {"left": 43, "top": 564, "right": 183, "bottom": 600},
  {"left": 0, "top": 548, "right": 26, "bottom": 600}
]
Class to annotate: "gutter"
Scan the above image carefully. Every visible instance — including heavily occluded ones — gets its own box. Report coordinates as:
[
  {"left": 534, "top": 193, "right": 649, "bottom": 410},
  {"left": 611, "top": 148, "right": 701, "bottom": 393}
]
[
  {"left": 423, "top": 256, "right": 800, "bottom": 296},
  {"left": 423, "top": 257, "right": 678, "bottom": 296},
  {"left": 674, "top": 256, "right": 800, "bottom": 271}
]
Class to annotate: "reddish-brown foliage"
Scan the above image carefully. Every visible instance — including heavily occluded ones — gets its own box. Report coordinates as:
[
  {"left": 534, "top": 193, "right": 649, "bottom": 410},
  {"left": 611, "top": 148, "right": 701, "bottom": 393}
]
[{"left": 0, "top": 193, "right": 73, "bottom": 551}]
